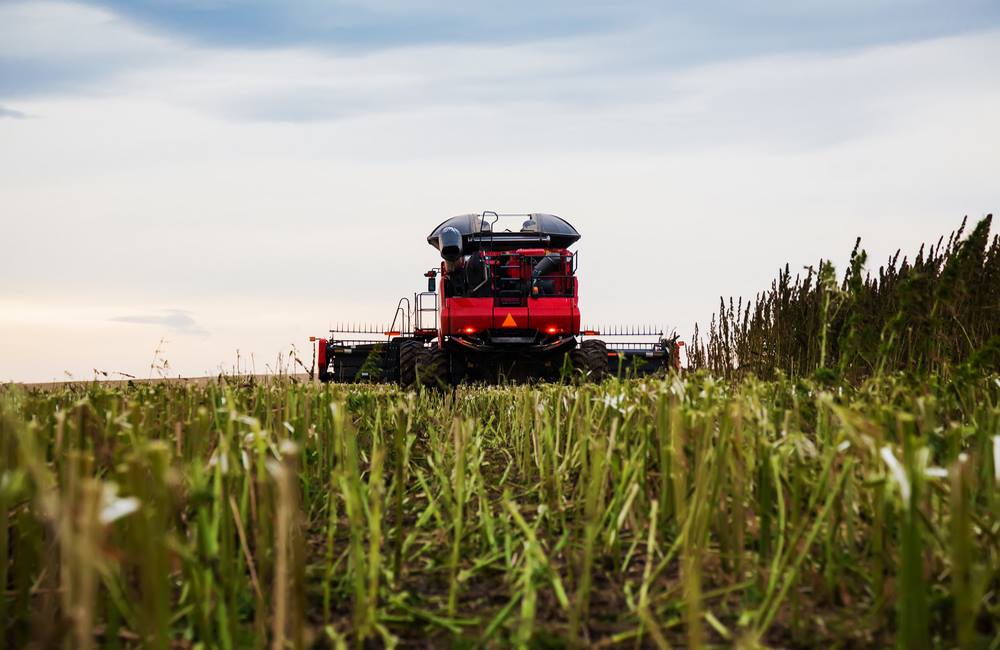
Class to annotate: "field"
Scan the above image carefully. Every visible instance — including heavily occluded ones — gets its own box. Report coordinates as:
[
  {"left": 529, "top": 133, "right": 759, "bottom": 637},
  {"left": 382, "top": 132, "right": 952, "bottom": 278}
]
[
  {"left": 1, "top": 216, "right": 998, "bottom": 648},
  {"left": 2, "top": 372, "right": 999, "bottom": 648}
]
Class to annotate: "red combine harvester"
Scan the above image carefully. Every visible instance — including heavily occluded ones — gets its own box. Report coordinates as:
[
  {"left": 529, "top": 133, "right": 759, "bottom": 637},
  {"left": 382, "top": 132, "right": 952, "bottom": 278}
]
[{"left": 312, "top": 212, "right": 681, "bottom": 386}]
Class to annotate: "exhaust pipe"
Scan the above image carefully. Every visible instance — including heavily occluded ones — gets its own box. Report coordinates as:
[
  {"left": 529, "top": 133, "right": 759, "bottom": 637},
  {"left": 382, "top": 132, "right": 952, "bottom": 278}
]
[
  {"left": 439, "top": 227, "right": 462, "bottom": 261},
  {"left": 439, "top": 226, "right": 463, "bottom": 272}
]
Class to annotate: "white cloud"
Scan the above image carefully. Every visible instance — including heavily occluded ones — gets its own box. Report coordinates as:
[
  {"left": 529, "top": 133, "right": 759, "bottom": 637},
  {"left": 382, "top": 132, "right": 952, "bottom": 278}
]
[
  {"left": 0, "top": 1, "right": 174, "bottom": 60},
  {"left": 0, "top": 105, "right": 29, "bottom": 118},
  {"left": 112, "top": 309, "right": 208, "bottom": 335}
]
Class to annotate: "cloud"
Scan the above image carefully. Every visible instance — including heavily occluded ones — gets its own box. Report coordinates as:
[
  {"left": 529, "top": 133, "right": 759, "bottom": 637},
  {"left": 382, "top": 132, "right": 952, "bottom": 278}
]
[
  {"left": 2, "top": 1, "right": 991, "bottom": 139},
  {"left": 78, "top": 0, "right": 623, "bottom": 50},
  {"left": 3, "top": 1, "right": 999, "bottom": 104},
  {"left": 76, "top": 0, "right": 1000, "bottom": 56},
  {"left": 0, "top": 1, "right": 183, "bottom": 99},
  {"left": 112, "top": 309, "right": 208, "bottom": 335},
  {"left": 162, "top": 27, "right": 1000, "bottom": 154},
  {"left": 0, "top": 105, "right": 28, "bottom": 118}
]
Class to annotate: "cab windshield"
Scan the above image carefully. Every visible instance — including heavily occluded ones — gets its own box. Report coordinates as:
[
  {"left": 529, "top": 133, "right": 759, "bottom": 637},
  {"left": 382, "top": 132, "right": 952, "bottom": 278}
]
[
  {"left": 444, "top": 251, "right": 574, "bottom": 300},
  {"left": 479, "top": 214, "right": 542, "bottom": 236}
]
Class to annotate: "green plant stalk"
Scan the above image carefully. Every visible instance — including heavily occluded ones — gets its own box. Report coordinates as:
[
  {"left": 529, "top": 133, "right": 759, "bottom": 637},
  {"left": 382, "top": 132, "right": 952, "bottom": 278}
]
[
  {"left": 899, "top": 431, "right": 929, "bottom": 650},
  {"left": 572, "top": 426, "right": 606, "bottom": 637},
  {"left": 951, "top": 457, "right": 974, "bottom": 649},
  {"left": 757, "top": 458, "right": 854, "bottom": 636},
  {"left": 447, "top": 420, "right": 467, "bottom": 617},
  {"left": 516, "top": 553, "right": 537, "bottom": 650},
  {"left": 366, "top": 444, "right": 385, "bottom": 632},
  {"left": 638, "top": 499, "right": 669, "bottom": 649}
]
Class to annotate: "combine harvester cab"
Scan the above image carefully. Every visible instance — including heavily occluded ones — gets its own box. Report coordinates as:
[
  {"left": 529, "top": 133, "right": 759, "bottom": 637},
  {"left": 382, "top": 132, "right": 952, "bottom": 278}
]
[{"left": 313, "top": 212, "right": 681, "bottom": 386}]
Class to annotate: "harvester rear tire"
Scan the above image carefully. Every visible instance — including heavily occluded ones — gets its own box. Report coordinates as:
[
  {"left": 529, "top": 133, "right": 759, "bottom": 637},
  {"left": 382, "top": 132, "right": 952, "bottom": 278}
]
[
  {"left": 418, "top": 346, "right": 450, "bottom": 390},
  {"left": 571, "top": 339, "right": 609, "bottom": 382},
  {"left": 398, "top": 340, "right": 422, "bottom": 388}
]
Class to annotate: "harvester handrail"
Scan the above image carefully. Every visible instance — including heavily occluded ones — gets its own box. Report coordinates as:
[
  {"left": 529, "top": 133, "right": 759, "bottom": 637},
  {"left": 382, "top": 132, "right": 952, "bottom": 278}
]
[{"left": 387, "top": 297, "right": 411, "bottom": 336}]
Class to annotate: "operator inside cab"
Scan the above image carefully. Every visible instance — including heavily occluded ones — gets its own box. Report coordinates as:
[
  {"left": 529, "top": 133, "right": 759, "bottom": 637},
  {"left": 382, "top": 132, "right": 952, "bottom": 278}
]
[
  {"left": 467, "top": 253, "right": 489, "bottom": 296},
  {"left": 444, "top": 252, "right": 489, "bottom": 298}
]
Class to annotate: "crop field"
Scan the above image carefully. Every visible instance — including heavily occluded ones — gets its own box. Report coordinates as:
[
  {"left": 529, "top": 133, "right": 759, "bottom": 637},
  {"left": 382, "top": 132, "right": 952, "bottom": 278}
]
[
  {"left": 1, "top": 217, "right": 998, "bottom": 648},
  {"left": 1, "top": 372, "right": 999, "bottom": 649}
]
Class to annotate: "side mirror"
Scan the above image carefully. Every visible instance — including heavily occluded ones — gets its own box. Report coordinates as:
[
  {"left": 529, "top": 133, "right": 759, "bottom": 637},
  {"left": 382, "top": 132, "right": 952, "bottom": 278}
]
[{"left": 428, "top": 277, "right": 435, "bottom": 292}]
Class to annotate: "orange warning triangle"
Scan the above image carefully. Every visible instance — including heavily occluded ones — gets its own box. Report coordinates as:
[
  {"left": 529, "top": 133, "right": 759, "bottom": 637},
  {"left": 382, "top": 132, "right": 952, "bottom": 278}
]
[{"left": 501, "top": 313, "right": 518, "bottom": 328}]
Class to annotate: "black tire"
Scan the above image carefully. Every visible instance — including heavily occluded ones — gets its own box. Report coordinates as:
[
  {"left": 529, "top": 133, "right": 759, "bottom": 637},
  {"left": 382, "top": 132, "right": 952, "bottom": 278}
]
[
  {"left": 398, "top": 340, "right": 423, "bottom": 388},
  {"left": 418, "top": 345, "right": 450, "bottom": 390},
  {"left": 570, "top": 339, "right": 609, "bottom": 382}
]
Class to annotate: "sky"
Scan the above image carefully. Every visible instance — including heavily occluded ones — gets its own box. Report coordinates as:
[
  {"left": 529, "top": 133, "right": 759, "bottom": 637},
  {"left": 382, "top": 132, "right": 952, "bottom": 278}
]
[{"left": 1, "top": 1, "right": 998, "bottom": 382}]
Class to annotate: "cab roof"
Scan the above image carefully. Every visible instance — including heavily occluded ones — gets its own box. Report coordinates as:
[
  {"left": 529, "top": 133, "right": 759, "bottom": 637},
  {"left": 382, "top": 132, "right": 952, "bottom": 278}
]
[{"left": 427, "top": 213, "right": 581, "bottom": 253}]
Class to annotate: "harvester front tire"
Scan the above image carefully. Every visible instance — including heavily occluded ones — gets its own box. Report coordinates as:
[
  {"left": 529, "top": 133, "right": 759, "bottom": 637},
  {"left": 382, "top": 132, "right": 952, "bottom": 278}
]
[
  {"left": 398, "top": 340, "right": 422, "bottom": 388},
  {"left": 571, "top": 339, "right": 609, "bottom": 382},
  {"left": 418, "top": 346, "right": 450, "bottom": 390}
]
